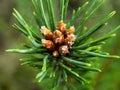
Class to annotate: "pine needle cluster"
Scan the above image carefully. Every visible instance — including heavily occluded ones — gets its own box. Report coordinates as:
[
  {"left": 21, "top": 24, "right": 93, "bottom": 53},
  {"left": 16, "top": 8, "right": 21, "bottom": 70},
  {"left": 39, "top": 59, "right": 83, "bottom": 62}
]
[{"left": 6, "top": 0, "right": 120, "bottom": 89}]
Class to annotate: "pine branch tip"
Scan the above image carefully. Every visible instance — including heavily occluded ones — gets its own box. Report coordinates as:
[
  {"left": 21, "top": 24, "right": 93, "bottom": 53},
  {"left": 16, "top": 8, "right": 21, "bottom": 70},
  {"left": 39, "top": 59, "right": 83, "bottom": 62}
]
[
  {"left": 111, "top": 11, "right": 116, "bottom": 16},
  {"left": 85, "top": 1, "right": 89, "bottom": 5},
  {"left": 115, "top": 56, "right": 120, "bottom": 59},
  {"left": 101, "top": 42, "right": 106, "bottom": 44},
  {"left": 5, "top": 49, "right": 12, "bottom": 52},
  {"left": 19, "top": 59, "right": 22, "bottom": 61},
  {"left": 111, "top": 33, "right": 116, "bottom": 37},
  {"left": 98, "top": 69, "right": 102, "bottom": 72},
  {"left": 12, "top": 12, "right": 15, "bottom": 16},
  {"left": 12, "top": 24, "right": 15, "bottom": 27},
  {"left": 105, "top": 23, "right": 108, "bottom": 26},
  {"left": 13, "top": 8, "right": 16, "bottom": 11},
  {"left": 110, "top": 55, "right": 120, "bottom": 59},
  {"left": 87, "top": 64, "right": 91, "bottom": 67}
]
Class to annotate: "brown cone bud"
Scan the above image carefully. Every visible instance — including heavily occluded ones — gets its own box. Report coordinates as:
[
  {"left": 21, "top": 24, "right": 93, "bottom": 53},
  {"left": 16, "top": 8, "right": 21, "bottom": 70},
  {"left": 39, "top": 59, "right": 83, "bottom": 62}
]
[
  {"left": 41, "top": 21, "right": 76, "bottom": 57},
  {"left": 65, "top": 34, "right": 76, "bottom": 46},
  {"left": 57, "top": 21, "right": 66, "bottom": 34},
  {"left": 53, "top": 51, "right": 59, "bottom": 57},
  {"left": 53, "top": 30, "right": 64, "bottom": 45},
  {"left": 42, "top": 39, "right": 55, "bottom": 51},
  {"left": 41, "top": 26, "right": 53, "bottom": 40},
  {"left": 67, "top": 26, "right": 75, "bottom": 35},
  {"left": 59, "top": 45, "right": 69, "bottom": 55}
]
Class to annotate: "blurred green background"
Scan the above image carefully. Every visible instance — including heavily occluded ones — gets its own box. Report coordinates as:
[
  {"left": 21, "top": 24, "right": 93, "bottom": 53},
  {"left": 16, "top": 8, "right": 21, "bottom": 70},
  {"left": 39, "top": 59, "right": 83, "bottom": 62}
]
[{"left": 0, "top": 0, "right": 120, "bottom": 90}]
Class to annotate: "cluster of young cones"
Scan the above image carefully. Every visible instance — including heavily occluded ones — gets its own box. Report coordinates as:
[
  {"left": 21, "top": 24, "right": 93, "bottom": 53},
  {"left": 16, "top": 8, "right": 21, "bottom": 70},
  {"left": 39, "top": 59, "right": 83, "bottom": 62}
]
[{"left": 41, "top": 21, "right": 76, "bottom": 57}]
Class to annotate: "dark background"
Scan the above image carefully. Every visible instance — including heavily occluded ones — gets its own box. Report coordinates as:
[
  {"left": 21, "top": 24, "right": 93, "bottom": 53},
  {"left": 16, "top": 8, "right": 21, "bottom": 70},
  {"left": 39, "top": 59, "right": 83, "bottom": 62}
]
[{"left": 0, "top": 0, "right": 120, "bottom": 90}]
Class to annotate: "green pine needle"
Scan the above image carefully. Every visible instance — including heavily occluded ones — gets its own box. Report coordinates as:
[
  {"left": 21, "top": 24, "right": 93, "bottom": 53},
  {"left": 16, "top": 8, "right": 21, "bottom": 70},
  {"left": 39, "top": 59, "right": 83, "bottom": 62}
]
[
  {"left": 42, "top": 55, "right": 49, "bottom": 71},
  {"left": 78, "top": 50, "right": 120, "bottom": 59},
  {"left": 68, "top": 1, "right": 89, "bottom": 27},
  {"left": 62, "top": 56, "right": 91, "bottom": 66}
]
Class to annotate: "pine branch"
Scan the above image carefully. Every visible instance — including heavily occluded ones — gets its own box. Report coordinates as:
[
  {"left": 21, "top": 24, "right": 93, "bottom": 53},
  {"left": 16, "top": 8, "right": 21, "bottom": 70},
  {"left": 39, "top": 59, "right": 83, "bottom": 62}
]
[{"left": 7, "top": 0, "right": 120, "bottom": 89}]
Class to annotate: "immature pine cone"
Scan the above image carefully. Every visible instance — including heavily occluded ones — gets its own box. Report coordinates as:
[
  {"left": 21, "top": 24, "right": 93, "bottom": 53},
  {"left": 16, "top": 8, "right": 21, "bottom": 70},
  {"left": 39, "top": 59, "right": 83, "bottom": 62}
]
[{"left": 41, "top": 21, "right": 76, "bottom": 57}]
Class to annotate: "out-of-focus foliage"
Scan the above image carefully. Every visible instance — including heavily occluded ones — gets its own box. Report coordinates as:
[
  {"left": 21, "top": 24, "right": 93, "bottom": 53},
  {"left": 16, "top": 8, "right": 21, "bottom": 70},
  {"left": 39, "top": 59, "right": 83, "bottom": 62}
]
[{"left": 0, "top": 0, "right": 120, "bottom": 90}]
